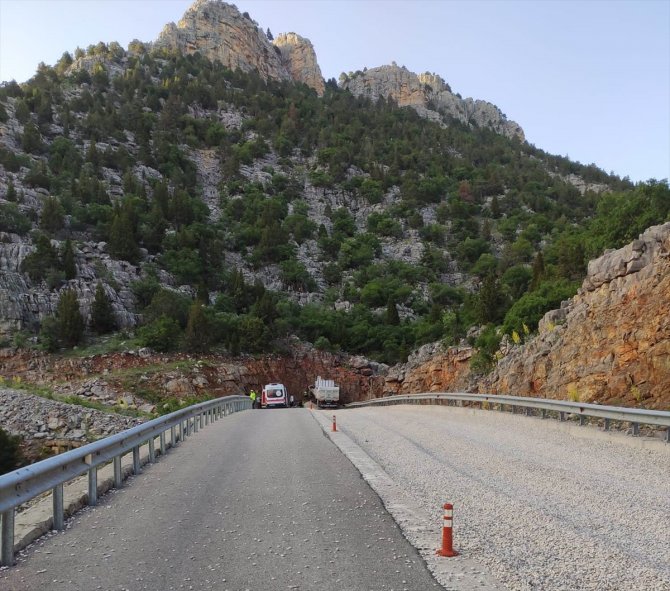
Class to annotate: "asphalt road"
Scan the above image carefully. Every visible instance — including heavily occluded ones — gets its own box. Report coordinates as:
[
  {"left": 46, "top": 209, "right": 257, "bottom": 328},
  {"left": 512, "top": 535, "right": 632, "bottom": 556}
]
[{"left": 0, "top": 408, "right": 440, "bottom": 591}]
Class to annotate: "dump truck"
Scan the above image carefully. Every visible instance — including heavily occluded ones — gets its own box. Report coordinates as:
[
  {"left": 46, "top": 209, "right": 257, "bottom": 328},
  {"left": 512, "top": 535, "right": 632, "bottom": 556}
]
[{"left": 313, "top": 376, "right": 339, "bottom": 408}]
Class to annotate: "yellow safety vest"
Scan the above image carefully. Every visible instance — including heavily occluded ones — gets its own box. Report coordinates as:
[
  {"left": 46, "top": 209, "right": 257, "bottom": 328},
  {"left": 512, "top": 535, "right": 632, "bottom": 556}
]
[{"left": 250, "top": 390, "right": 257, "bottom": 401}]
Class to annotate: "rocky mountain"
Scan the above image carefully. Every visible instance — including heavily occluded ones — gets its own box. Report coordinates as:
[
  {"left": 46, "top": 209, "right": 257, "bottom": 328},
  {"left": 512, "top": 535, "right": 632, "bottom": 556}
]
[
  {"left": 341, "top": 65, "right": 524, "bottom": 140},
  {"left": 1, "top": 0, "right": 667, "bottom": 454},
  {"left": 154, "top": 0, "right": 325, "bottom": 95}
]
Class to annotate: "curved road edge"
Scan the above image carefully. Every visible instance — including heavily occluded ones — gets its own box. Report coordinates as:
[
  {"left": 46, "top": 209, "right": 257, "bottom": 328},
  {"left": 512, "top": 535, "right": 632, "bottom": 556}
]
[{"left": 310, "top": 410, "right": 505, "bottom": 591}]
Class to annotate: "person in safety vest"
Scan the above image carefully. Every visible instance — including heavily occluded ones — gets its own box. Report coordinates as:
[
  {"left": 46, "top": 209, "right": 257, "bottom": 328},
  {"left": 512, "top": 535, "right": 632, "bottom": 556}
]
[{"left": 249, "top": 389, "right": 257, "bottom": 409}]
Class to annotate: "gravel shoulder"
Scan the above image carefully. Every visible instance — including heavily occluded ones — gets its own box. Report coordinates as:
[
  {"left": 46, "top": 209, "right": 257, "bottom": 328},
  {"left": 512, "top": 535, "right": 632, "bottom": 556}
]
[{"left": 325, "top": 405, "right": 670, "bottom": 591}]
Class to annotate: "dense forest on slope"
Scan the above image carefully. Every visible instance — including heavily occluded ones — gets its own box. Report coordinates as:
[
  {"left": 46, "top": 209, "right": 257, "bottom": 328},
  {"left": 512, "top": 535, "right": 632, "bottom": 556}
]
[{"left": 0, "top": 42, "right": 668, "bottom": 367}]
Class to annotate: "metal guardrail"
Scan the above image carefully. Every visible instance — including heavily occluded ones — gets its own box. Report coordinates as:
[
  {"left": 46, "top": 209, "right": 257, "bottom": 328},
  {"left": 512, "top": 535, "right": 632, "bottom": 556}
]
[
  {"left": 347, "top": 392, "right": 670, "bottom": 438},
  {"left": 0, "top": 394, "right": 251, "bottom": 566}
]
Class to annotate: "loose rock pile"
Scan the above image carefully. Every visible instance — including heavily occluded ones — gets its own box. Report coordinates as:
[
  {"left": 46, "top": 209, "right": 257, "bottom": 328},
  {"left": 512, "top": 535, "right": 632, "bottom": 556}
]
[
  {"left": 0, "top": 387, "right": 143, "bottom": 445},
  {"left": 52, "top": 378, "right": 156, "bottom": 414}
]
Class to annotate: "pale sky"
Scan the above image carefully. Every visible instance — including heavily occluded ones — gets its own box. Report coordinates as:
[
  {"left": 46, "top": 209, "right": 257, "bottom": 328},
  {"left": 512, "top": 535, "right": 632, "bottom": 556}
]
[{"left": 0, "top": 0, "right": 668, "bottom": 184}]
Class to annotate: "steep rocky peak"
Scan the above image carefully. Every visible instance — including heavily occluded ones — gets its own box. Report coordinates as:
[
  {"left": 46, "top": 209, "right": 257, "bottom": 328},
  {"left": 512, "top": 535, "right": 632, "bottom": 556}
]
[
  {"left": 273, "top": 32, "right": 325, "bottom": 96},
  {"left": 417, "top": 72, "right": 450, "bottom": 93},
  {"left": 154, "top": 0, "right": 324, "bottom": 95},
  {"left": 341, "top": 63, "right": 524, "bottom": 141}
]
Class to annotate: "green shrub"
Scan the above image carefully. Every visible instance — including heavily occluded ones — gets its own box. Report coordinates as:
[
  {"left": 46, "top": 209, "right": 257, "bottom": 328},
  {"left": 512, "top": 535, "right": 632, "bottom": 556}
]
[
  {"left": 0, "top": 203, "right": 31, "bottom": 234},
  {"left": 143, "top": 288, "right": 191, "bottom": 328},
  {"left": 314, "top": 336, "right": 333, "bottom": 351},
  {"left": 502, "top": 279, "right": 578, "bottom": 335},
  {"left": 137, "top": 317, "right": 182, "bottom": 352}
]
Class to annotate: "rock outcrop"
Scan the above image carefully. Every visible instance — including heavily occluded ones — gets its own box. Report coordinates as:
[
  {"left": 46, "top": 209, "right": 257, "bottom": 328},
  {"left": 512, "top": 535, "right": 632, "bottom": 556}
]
[
  {"left": 0, "top": 234, "right": 140, "bottom": 337},
  {"left": 382, "top": 342, "right": 474, "bottom": 396},
  {"left": 478, "top": 222, "right": 670, "bottom": 409},
  {"left": 341, "top": 65, "right": 524, "bottom": 141},
  {"left": 154, "top": 0, "right": 324, "bottom": 95},
  {"left": 274, "top": 33, "right": 325, "bottom": 95}
]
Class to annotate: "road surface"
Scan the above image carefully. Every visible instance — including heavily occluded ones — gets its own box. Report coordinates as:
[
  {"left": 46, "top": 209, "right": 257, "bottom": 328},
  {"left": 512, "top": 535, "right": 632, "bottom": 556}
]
[{"left": 0, "top": 408, "right": 440, "bottom": 591}]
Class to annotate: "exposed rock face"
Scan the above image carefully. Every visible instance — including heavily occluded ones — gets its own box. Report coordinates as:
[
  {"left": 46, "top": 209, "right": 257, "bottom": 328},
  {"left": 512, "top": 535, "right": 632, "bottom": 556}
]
[
  {"left": 478, "top": 222, "right": 670, "bottom": 409},
  {"left": 0, "top": 235, "right": 140, "bottom": 337},
  {"left": 382, "top": 342, "right": 474, "bottom": 396},
  {"left": 341, "top": 65, "right": 524, "bottom": 141},
  {"left": 0, "top": 343, "right": 386, "bottom": 407},
  {"left": 154, "top": 0, "right": 324, "bottom": 95},
  {"left": 274, "top": 33, "right": 325, "bottom": 95}
]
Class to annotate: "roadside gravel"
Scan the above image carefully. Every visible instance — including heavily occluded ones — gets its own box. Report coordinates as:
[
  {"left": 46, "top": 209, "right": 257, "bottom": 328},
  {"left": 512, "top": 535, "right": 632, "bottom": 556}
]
[{"left": 334, "top": 405, "right": 670, "bottom": 591}]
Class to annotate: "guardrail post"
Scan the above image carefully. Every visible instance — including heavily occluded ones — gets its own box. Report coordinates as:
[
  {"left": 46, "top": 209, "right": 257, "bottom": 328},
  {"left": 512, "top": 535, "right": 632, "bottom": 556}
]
[
  {"left": 149, "top": 438, "right": 156, "bottom": 463},
  {"left": 632, "top": 423, "right": 639, "bottom": 437},
  {"left": 666, "top": 428, "right": 670, "bottom": 443},
  {"left": 160, "top": 432, "right": 166, "bottom": 455},
  {"left": 133, "top": 446, "right": 141, "bottom": 475},
  {"left": 559, "top": 411, "right": 566, "bottom": 422},
  {"left": 53, "top": 484, "right": 64, "bottom": 530},
  {"left": 88, "top": 467, "right": 97, "bottom": 506},
  {"left": 114, "top": 456, "right": 122, "bottom": 488},
  {"left": 194, "top": 415, "right": 199, "bottom": 433},
  {"left": 604, "top": 418, "right": 611, "bottom": 431},
  {"left": 171, "top": 426, "right": 177, "bottom": 446},
  {"left": 541, "top": 408, "right": 546, "bottom": 419},
  {"left": 1, "top": 508, "right": 15, "bottom": 566}
]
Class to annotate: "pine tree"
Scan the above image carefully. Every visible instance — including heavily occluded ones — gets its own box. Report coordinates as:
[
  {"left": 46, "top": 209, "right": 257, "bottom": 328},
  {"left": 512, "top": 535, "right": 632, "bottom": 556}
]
[
  {"left": 491, "top": 195, "right": 501, "bottom": 218},
  {"left": 56, "top": 288, "right": 85, "bottom": 348},
  {"left": 476, "top": 272, "right": 505, "bottom": 325},
  {"left": 196, "top": 282, "right": 209, "bottom": 305},
  {"left": 39, "top": 196, "right": 64, "bottom": 235},
  {"left": 6, "top": 179, "right": 17, "bottom": 202},
  {"left": 62, "top": 239, "right": 76, "bottom": 280},
  {"left": 21, "top": 233, "right": 59, "bottom": 282},
  {"left": 530, "top": 252, "right": 545, "bottom": 291},
  {"left": 108, "top": 209, "right": 139, "bottom": 263},
  {"left": 385, "top": 297, "right": 400, "bottom": 325},
  {"left": 184, "top": 302, "right": 213, "bottom": 353},
  {"left": 90, "top": 282, "right": 117, "bottom": 334}
]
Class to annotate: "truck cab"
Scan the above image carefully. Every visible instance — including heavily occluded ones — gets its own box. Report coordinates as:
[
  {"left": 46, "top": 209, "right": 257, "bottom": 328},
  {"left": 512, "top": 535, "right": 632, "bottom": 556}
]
[{"left": 261, "top": 383, "right": 288, "bottom": 408}]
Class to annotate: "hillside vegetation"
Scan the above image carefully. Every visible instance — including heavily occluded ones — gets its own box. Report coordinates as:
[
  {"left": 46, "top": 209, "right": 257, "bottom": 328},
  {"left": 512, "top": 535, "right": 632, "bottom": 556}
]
[{"left": 1, "top": 43, "right": 668, "bottom": 367}]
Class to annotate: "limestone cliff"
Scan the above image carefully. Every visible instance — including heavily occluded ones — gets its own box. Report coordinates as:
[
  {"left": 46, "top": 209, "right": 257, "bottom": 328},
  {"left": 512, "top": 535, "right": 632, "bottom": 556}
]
[
  {"left": 341, "top": 65, "right": 524, "bottom": 141},
  {"left": 274, "top": 33, "right": 325, "bottom": 95},
  {"left": 481, "top": 223, "right": 670, "bottom": 409},
  {"left": 154, "top": 0, "right": 324, "bottom": 95}
]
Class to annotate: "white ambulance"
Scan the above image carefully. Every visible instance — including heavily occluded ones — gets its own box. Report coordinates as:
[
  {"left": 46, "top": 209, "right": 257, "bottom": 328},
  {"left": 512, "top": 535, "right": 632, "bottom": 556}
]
[{"left": 261, "top": 383, "right": 288, "bottom": 408}]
